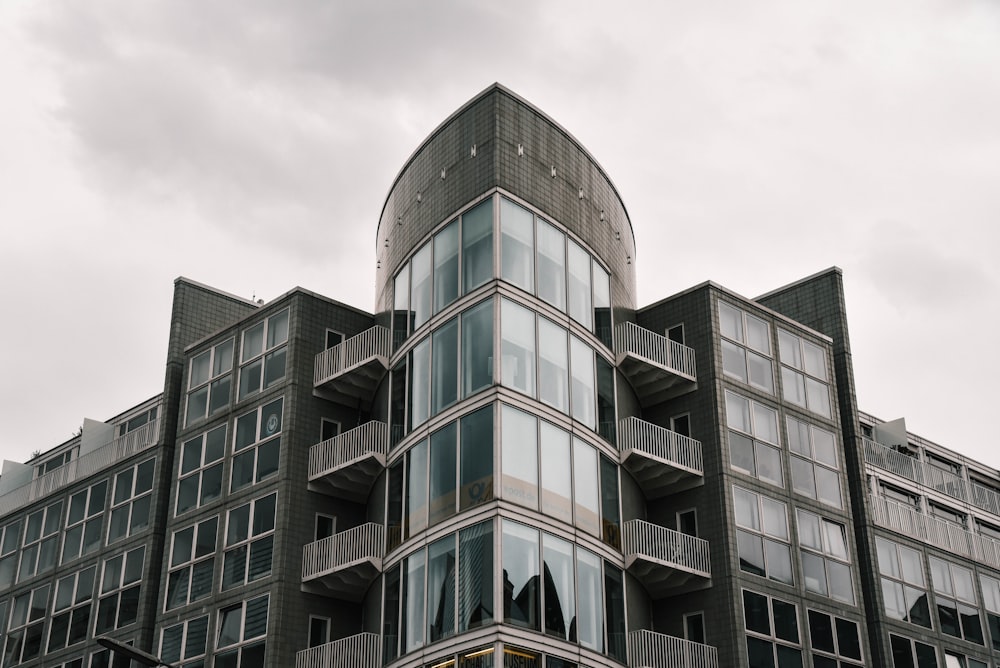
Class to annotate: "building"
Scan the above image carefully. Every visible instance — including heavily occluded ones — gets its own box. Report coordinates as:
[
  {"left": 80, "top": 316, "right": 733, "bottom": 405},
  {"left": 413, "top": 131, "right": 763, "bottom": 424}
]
[{"left": 0, "top": 84, "right": 994, "bottom": 668}]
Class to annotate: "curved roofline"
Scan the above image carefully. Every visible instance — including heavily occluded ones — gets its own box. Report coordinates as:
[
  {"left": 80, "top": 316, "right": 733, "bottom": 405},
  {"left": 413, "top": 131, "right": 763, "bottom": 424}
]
[{"left": 375, "top": 83, "right": 635, "bottom": 251}]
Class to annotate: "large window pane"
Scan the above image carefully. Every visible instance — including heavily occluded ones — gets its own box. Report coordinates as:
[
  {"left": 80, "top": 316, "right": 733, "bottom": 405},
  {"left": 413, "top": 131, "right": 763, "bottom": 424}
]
[
  {"left": 429, "top": 424, "right": 457, "bottom": 526},
  {"left": 434, "top": 221, "right": 459, "bottom": 314},
  {"left": 593, "top": 260, "right": 612, "bottom": 348},
  {"left": 576, "top": 549, "right": 603, "bottom": 650},
  {"left": 537, "top": 220, "right": 566, "bottom": 310},
  {"left": 501, "top": 199, "right": 534, "bottom": 292},
  {"left": 409, "top": 339, "right": 431, "bottom": 429},
  {"left": 501, "top": 406, "right": 538, "bottom": 510},
  {"left": 503, "top": 521, "right": 539, "bottom": 630},
  {"left": 596, "top": 357, "right": 616, "bottom": 443},
  {"left": 501, "top": 299, "right": 535, "bottom": 397},
  {"left": 410, "top": 243, "right": 432, "bottom": 331},
  {"left": 538, "top": 318, "right": 568, "bottom": 412},
  {"left": 460, "top": 406, "right": 493, "bottom": 511},
  {"left": 461, "top": 300, "right": 493, "bottom": 397},
  {"left": 600, "top": 455, "right": 621, "bottom": 549},
  {"left": 605, "top": 564, "right": 627, "bottom": 662},
  {"left": 393, "top": 264, "right": 410, "bottom": 346},
  {"left": 432, "top": 319, "right": 458, "bottom": 414},
  {"left": 570, "top": 336, "right": 595, "bottom": 428},
  {"left": 406, "top": 440, "right": 428, "bottom": 537},
  {"left": 427, "top": 536, "right": 456, "bottom": 642},
  {"left": 459, "top": 521, "right": 493, "bottom": 631},
  {"left": 542, "top": 534, "right": 575, "bottom": 640},
  {"left": 567, "top": 240, "right": 592, "bottom": 329},
  {"left": 462, "top": 199, "right": 493, "bottom": 293},
  {"left": 540, "top": 422, "right": 572, "bottom": 524},
  {"left": 574, "top": 438, "right": 600, "bottom": 536},
  {"left": 403, "top": 551, "right": 426, "bottom": 652}
]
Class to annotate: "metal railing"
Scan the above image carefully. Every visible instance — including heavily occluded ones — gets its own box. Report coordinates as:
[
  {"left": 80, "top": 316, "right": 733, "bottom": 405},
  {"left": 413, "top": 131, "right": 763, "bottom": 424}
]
[
  {"left": 863, "top": 438, "right": 969, "bottom": 503},
  {"left": 295, "top": 632, "right": 381, "bottom": 668},
  {"left": 628, "top": 629, "right": 718, "bottom": 668},
  {"left": 622, "top": 520, "right": 711, "bottom": 577},
  {"left": 869, "top": 494, "right": 1000, "bottom": 568},
  {"left": 972, "top": 481, "right": 1000, "bottom": 516},
  {"left": 618, "top": 417, "right": 703, "bottom": 475},
  {"left": 0, "top": 419, "right": 160, "bottom": 516},
  {"left": 314, "top": 326, "right": 390, "bottom": 384},
  {"left": 308, "top": 421, "right": 388, "bottom": 480},
  {"left": 302, "top": 523, "right": 384, "bottom": 581},
  {"left": 615, "top": 322, "right": 697, "bottom": 379}
]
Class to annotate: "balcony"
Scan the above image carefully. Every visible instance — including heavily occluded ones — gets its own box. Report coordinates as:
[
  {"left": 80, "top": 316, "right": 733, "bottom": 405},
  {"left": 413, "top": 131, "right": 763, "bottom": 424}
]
[
  {"left": 296, "top": 632, "right": 380, "bottom": 668},
  {"left": 618, "top": 417, "right": 703, "bottom": 497},
  {"left": 863, "top": 437, "right": 969, "bottom": 503},
  {"left": 314, "top": 326, "right": 390, "bottom": 407},
  {"left": 622, "top": 520, "right": 711, "bottom": 597},
  {"left": 628, "top": 629, "right": 718, "bottom": 668},
  {"left": 301, "top": 523, "right": 384, "bottom": 600},
  {"left": 308, "top": 421, "right": 388, "bottom": 502},
  {"left": 614, "top": 322, "right": 696, "bottom": 405}
]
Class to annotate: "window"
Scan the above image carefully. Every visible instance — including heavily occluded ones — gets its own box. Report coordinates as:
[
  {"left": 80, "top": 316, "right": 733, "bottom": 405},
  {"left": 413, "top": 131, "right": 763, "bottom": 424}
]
[
  {"left": 166, "top": 516, "right": 218, "bottom": 610},
  {"left": 742, "top": 589, "right": 802, "bottom": 668},
  {"left": 48, "top": 565, "right": 95, "bottom": 652},
  {"left": 980, "top": 573, "right": 1000, "bottom": 651},
  {"left": 36, "top": 449, "right": 75, "bottom": 477},
  {"left": 238, "top": 309, "right": 288, "bottom": 400},
  {"left": 160, "top": 615, "right": 209, "bottom": 668},
  {"left": 185, "top": 338, "right": 234, "bottom": 426},
  {"left": 324, "top": 329, "right": 344, "bottom": 350},
  {"left": 677, "top": 509, "right": 698, "bottom": 537},
  {"left": 778, "top": 329, "right": 831, "bottom": 418},
  {"left": 671, "top": 414, "right": 691, "bottom": 438},
  {"left": 787, "top": 416, "right": 842, "bottom": 508},
  {"left": 118, "top": 406, "right": 158, "bottom": 438},
  {"left": 930, "top": 556, "right": 984, "bottom": 644},
  {"left": 808, "top": 610, "right": 863, "bottom": 667},
  {"left": 320, "top": 418, "right": 340, "bottom": 443},
  {"left": 308, "top": 616, "right": 330, "bottom": 648},
  {"left": 796, "top": 510, "right": 854, "bottom": 604},
  {"left": 231, "top": 398, "right": 283, "bottom": 492},
  {"left": 876, "top": 536, "right": 931, "bottom": 628},
  {"left": 943, "top": 653, "right": 988, "bottom": 668},
  {"left": 667, "top": 324, "right": 685, "bottom": 345},
  {"left": 684, "top": 612, "right": 705, "bottom": 644},
  {"left": 719, "top": 302, "right": 774, "bottom": 394},
  {"left": 726, "top": 391, "right": 783, "bottom": 487},
  {"left": 733, "top": 486, "right": 793, "bottom": 585},
  {"left": 216, "top": 595, "right": 268, "bottom": 667},
  {"left": 315, "top": 514, "right": 335, "bottom": 541},
  {"left": 62, "top": 480, "right": 107, "bottom": 564},
  {"left": 222, "top": 493, "right": 276, "bottom": 590},
  {"left": 18, "top": 500, "right": 62, "bottom": 583},
  {"left": 890, "top": 633, "right": 939, "bottom": 668},
  {"left": 95, "top": 545, "right": 144, "bottom": 634},
  {"left": 108, "top": 458, "right": 155, "bottom": 544},
  {"left": 4, "top": 583, "right": 50, "bottom": 665},
  {"left": 176, "top": 425, "right": 225, "bottom": 515},
  {"left": 0, "top": 520, "right": 21, "bottom": 591}
]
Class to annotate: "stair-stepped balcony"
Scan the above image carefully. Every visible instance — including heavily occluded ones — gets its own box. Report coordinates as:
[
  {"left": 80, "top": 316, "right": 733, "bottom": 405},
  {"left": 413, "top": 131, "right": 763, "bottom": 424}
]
[
  {"left": 314, "top": 326, "right": 391, "bottom": 408},
  {"left": 614, "top": 322, "right": 696, "bottom": 404},
  {"left": 622, "top": 520, "right": 711, "bottom": 597},
  {"left": 618, "top": 417, "right": 704, "bottom": 497},
  {"left": 863, "top": 437, "right": 969, "bottom": 503},
  {"left": 628, "top": 629, "right": 719, "bottom": 668},
  {"left": 296, "top": 632, "right": 380, "bottom": 668},
  {"left": 301, "top": 523, "right": 384, "bottom": 601},
  {"left": 308, "top": 421, "right": 388, "bottom": 502}
]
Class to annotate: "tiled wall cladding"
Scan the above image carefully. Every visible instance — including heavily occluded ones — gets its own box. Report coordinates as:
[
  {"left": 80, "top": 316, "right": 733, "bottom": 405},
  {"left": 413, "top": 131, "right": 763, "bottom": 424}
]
[{"left": 374, "top": 84, "right": 637, "bottom": 316}]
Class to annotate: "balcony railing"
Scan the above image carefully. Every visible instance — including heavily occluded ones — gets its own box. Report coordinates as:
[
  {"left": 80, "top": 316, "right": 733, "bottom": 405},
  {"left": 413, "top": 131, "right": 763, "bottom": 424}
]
[
  {"left": 308, "top": 421, "right": 388, "bottom": 501},
  {"left": 972, "top": 481, "right": 1000, "bottom": 516},
  {"left": 622, "top": 520, "right": 711, "bottom": 596},
  {"left": 618, "top": 417, "right": 703, "bottom": 497},
  {"left": 313, "top": 326, "right": 390, "bottom": 407},
  {"left": 295, "top": 632, "right": 381, "bottom": 668},
  {"left": 863, "top": 438, "right": 970, "bottom": 504},
  {"left": 614, "top": 322, "right": 696, "bottom": 404},
  {"left": 0, "top": 419, "right": 160, "bottom": 517},
  {"left": 628, "top": 629, "right": 718, "bottom": 668},
  {"left": 302, "top": 523, "right": 384, "bottom": 600},
  {"left": 869, "top": 494, "right": 1000, "bottom": 569}
]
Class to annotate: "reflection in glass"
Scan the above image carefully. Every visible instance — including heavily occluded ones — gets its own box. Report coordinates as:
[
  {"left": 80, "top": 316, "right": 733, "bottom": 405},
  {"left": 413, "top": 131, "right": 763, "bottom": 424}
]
[
  {"left": 462, "top": 199, "right": 493, "bottom": 293},
  {"left": 502, "top": 406, "right": 538, "bottom": 510},
  {"left": 432, "top": 319, "right": 458, "bottom": 414},
  {"left": 570, "top": 336, "right": 595, "bottom": 428},
  {"left": 427, "top": 536, "right": 456, "bottom": 642},
  {"left": 538, "top": 318, "right": 568, "bottom": 412},
  {"left": 543, "top": 534, "right": 575, "bottom": 641},
  {"left": 501, "top": 300, "right": 535, "bottom": 397},
  {"left": 459, "top": 522, "right": 493, "bottom": 631},
  {"left": 537, "top": 220, "right": 566, "bottom": 310},
  {"left": 460, "top": 406, "right": 493, "bottom": 511},
  {"left": 574, "top": 439, "right": 599, "bottom": 536},
  {"left": 403, "top": 551, "right": 426, "bottom": 652},
  {"left": 501, "top": 199, "right": 534, "bottom": 292},
  {"left": 600, "top": 455, "right": 621, "bottom": 549},
  {"left": 596, "top": 357, "right": 616, "bottom": 443},
  {"left": 567, "top": 240, "right": 592, "bottom": 329},
  {"left": 411, "top": 243, "right": 432, "bottom": 331},
  {"left": 540, "top": 422, "right": 572, "bottom": 524},
  {"left": 434, "top": 221, "right": 459, "bottom": 314},
  {"left": 410, "top": 339, "right": 430, "bottom": 429},
  {"left": 576, "top": 549, "right": 603, "bottom": 651},
  {"left": 605, "top": 564, "right": 627, "bottom": 662},
  {"left": 429, "top": 424, "right": 457, "bottom": 526},
  {"left": 461, "top": 300, "right": 493, "bottom": 398},
  {"left": 503, "top": 521, "right": 539, "bottom": 630},
  {"left": 393, "top": 265, "right": 410, "bottom": 348},
  {"left": 406, "top": 440, "right": 428, "bottom": 537},
  {"left": 592, "top": 259, "right": 612, "bottom": 348}
]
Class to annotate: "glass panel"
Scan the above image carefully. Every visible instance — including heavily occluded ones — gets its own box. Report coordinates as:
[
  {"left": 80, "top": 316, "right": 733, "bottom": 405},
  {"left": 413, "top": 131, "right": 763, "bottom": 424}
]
[
  {"left": 403, "top": 551, "right": 426, "bottom": 652},
  {"left": 772, "top": 599, "right": 798, "bottom": 642},
  {"left": 592, "top": 260, "right": 612, "bottom": 348},
  {"left": 719, "top": 302, "right": 744, "bottom": 342},
  {"left": 536, "top": 219, "right": 566, "bottom": 310},
  {"left": 738, "top": 531, "right": 766, "bottom": 576},
  {"left": 434, "top": 220, "right": 459, "bottom": 314},
  {"left": 761, "top": 498, "right": 788, "bottom": 539},
  {"left": 241, "top": 323, "right": 264, "bottom": 363},
  {"left": 503, "top": 521, "right": 540, "bottom": 630},
  {"left": 573, "top": 438, "right": 600, "bottom": 536},
  {"left": 500, "top": 198, "right": 534, "bottom": 292},
  {"left": 730, "top": 432, "right": 756, "bottom": 474},
  {"left": 432, "top": 319, "right": 459, "bottom": 414},
  {"left": 745, "top": 313, "right": 770, "bottom": 354},
  {"left": 394, "top": 264, "right": 411, "bottom": 345},
  {"left": 409, "top": 338, "right": 431, "bottom": 429},
  {"left": 815, "top": 466, "right": 842, "bottom": 508},
  {"left": 748, "top": 351, "right": 774, "bottom": 393},
  {"left": 809, "top": 610, "right": 835, "bottom": 652},
  {"left": 605, "top": 565, "right": 627, "bottom": 661},
  {"left": 576, "top": 549, "right": 603, "bottom": 651},
  {"left": 746, "top": 637, "right": 776, "bottom": 668},
  {"left": 791, "top": 457, "right": 816, "bottom": 498},
  {"left": 427, "top": 536, "right": 456, "bottom": 642},
  {"left": 429, "top": 423, "right": 457, "bottom": 526},
  {"left": 722, "top": 339, "right": 748, "bottom": 383},
  {"left": 570, "top": 336, "right": 595, "bottom": 428},
  {"left": 802, "top": 340, "right": 827, "bottom": 380},
  {"left": 567, "top": 240, "right": 592, "bottom": 329},
  {"left": 836, "top": 617, "right": 862, "bottom": 659},
  {"left": 596, "top": 357, "right": 616, "bottom": 443},
  {"left": 458, "top": 521, "right": 493, "bottom": 631},
  {"left": 806, "top": 378, "right": 831, "bottom": 418},
  {"left": 734, "top": 487, "right": 761, "bottom": 530},
  {"left": 743, "top": 590, "right": 770, "bottom": 634},
  {"left": 812, "top": 427, "right": 837, "bottom": 467},
  {"left": 600, "top": 455, "right": 621, "bottom": 549},
  {"left": 542, "top": 534, "right": 575, "bottom": 640},
  {"left": 461, "top": 300, "right": 493, "bottom": 397},
  {"left": 406, "top": 440, "right": 428, "bottom": 537},
  {"left": 410, "top": 242, "right": 432, "bottom": 331},
  {"left": 766, "top": 540, "right": 793, "bottom": 584},
  {"left": 500, "top": 299, "right": 535, "bottom": 397},
  {"left": 462, "top": 198, "right": 493, "bottom": 293},
  {"left": 383, "top": 565, "right": 400, "bottom": 662},
  {"left": 802, "top": 552, "right": 828, "bottom": 596},
  {"left": 501, "top": 406, "right": 538, "bottom": 510},
  {"left": 537, "top": 318, "right": 568, "bottom": 412},
  {"left": 725, "top": 391, "right": 751, "bottom": 433},
  {"left": 782, "top": 368, "right": 806, "bottom": 406},
  {"left": 752, "top": 403, "right": 779, "bottom": 444},
  {"left": 540, "top": 422, "right": 573, "bottom": 524},
  {"left": 757, "top": 443, "right": 783, "bottom": 487},
  {"left": 460, "top": 406, "right": 493, "bottom": 511}
]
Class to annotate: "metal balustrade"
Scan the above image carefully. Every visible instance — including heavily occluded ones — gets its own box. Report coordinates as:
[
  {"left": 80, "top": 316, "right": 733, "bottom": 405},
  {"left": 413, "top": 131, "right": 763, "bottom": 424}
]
[
  {"left": 615, "top": 322, "right": 697, "bottom": 378},
  {"left": 313, "top": 326, "right": 390, "bottom": 406},
  {"left": 869, "top": 495, "right": 1000, "bottom": 568},
  {"left": 628, "top": 629, "right": 718, "bottom": 668},
  {"left": 619, "top": 417, "right": 703, "bottom": 472},
  {"left": 0, "top": 419, "right": 160, "bottom": 516},
  {"left": 302, "top": 522, "right": 384, "bottom": 582},
  {"left": 863, "top": 438, "right": 970, "bottom": 504},
  {"left": 308, "top": 421, "right": 388, "bottom": 501},
  {"left": 972, "top": 481, "right": 1000, "bottom": 516},
  {"left": 295, "top": 632, "right": 381, "bottom": 668},
  {"left": 623, "top": 520, "right": 711, "bottom": 577}
]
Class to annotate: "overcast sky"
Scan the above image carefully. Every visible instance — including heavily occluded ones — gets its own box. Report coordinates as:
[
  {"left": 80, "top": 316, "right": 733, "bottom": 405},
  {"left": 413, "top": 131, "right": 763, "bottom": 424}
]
[{"left": 1, "top": 1, "right": 997, "bottom": 469}]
